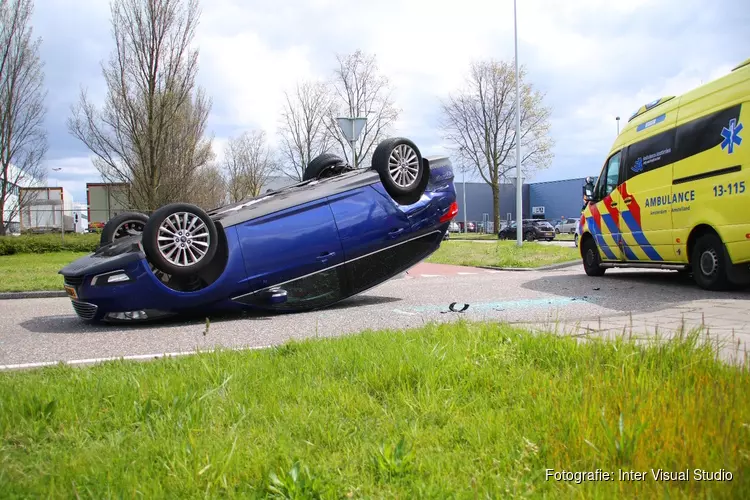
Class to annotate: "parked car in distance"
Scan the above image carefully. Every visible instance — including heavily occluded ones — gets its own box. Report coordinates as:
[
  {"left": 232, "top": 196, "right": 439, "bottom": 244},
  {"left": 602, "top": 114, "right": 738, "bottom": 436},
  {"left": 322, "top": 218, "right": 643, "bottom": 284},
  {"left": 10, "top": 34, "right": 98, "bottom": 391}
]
[
  {"left": 448, "top": 221, "right": 460, "bottom": 232},
  {"left": 574, "top": 217, "right": 582, "bottom": 247},
  {"left": 466, "top": 222, "right": 476, "bottom": 232},
  {"left": 498, "top": 219, "right": 556, "bottom": 241},
  {"left": 556, "top": 217, "right": 579, "bottom": 234}
]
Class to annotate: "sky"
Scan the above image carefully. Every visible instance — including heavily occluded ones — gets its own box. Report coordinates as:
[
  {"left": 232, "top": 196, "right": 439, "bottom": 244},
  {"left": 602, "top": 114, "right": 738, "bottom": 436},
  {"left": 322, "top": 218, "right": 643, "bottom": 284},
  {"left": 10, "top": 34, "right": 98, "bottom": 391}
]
[{"left": 33, "top": 0, "right": 750, "bottom": 207}]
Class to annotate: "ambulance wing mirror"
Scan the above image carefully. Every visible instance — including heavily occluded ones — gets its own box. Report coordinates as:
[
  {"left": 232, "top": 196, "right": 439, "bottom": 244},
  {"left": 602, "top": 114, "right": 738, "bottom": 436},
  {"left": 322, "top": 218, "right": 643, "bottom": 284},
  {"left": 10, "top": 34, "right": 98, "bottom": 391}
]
[{"left": 582, "top": 177, "right": 595, "bottom": 202}]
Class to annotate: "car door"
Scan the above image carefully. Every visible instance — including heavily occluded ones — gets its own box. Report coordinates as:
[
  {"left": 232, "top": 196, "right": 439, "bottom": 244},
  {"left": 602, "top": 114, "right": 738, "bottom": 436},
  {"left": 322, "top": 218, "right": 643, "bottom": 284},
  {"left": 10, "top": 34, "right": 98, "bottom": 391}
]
[
  {"left": 586, "top": 151, "right": 625, "bottom": 261},
  {"left": 326, "top": 184, "right": 414, "bottom": 294},
  {"left": 234, "top": 197, "right": 347, "bottom": 309}
]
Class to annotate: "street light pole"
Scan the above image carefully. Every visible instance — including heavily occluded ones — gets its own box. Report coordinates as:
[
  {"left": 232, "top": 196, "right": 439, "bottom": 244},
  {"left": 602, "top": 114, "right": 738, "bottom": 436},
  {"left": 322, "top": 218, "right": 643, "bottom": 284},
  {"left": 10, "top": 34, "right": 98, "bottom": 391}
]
[
  {"left": 463, "top": 169, "right": 467, "bottom": 233},
  {"left": 514, "top": 0, "right": 523, "bottom": 247}
]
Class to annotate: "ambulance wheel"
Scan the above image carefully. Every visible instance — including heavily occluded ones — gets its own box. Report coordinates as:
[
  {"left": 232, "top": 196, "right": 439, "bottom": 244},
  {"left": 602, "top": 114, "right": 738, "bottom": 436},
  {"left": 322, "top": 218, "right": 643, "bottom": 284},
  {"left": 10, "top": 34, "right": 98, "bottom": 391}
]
[
  {"left": 691, "top": 233, "right": 730, "bottom": 291},
  {"left": 582, "top": 237, "right": 606, "bottom": 277}
]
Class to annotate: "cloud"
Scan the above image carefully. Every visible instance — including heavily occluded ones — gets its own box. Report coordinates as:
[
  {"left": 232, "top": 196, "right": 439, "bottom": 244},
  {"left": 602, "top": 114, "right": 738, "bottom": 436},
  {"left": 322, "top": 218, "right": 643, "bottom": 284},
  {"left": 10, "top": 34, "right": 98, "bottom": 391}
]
[{"left": 196, "top": 32, "right": 316, "bottom": 140}]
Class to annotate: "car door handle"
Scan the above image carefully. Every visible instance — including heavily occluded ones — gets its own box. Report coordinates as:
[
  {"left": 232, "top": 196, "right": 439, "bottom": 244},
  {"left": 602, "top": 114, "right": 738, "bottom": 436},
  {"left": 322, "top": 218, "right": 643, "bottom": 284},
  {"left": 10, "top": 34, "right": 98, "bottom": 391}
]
[
  {"left": 624, "top": 197, "right": 633, "bottom": 203},
  {"left": 388, "top": 228, "right": 405, "bottom": 238},
  {"left": 317, "top": 251, "right": 336, "bottom": 261},
  {"left": 610, "top": 202, "right": 618, "bottom": 207}
]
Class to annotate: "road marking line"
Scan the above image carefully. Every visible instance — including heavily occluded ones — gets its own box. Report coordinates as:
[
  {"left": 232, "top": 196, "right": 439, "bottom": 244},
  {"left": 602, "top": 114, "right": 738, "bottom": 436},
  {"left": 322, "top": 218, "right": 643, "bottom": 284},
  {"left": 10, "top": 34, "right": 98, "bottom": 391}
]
[
  {"left": 406, "top": 296, "right": 591, "bottom": 313},
  {"left": 0, "top": 344, "right": 273, "bottom": 372}
]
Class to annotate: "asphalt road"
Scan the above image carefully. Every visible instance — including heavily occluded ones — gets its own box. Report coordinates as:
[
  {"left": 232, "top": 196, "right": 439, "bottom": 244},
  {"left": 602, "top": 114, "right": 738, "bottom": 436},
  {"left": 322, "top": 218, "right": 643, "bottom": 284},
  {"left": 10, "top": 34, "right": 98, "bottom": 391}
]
[{"left": 1, "top": 262, "right": 748, "bottom": 368}]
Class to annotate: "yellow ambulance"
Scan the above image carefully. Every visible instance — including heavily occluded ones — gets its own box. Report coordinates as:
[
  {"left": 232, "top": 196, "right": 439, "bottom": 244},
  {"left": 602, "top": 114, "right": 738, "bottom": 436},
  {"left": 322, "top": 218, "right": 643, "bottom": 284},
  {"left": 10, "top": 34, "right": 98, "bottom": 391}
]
[{"left": 579, "top": 57, "right": 750, "bottom": 290}]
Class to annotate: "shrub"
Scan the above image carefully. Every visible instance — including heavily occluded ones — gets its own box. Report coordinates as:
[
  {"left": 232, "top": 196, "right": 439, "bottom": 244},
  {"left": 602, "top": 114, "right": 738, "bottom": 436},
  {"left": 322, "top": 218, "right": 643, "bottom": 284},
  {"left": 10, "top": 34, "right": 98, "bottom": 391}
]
[{"left": 0, "top": 233, "right": 99, "bottom": 255}]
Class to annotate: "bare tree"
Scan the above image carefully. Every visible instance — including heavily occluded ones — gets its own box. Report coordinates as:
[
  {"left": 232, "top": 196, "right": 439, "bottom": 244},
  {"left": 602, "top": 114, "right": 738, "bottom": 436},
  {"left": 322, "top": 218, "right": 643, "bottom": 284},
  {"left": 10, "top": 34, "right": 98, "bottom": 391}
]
[
  {"left": 325, "top": 50, "right": 399, "bottom": 168},
  {"left": 148, "top": 91, "right": 214, "bottom": 208},
  {"left": 277, "top": 80, "right": 332, "bottom": 181},
  {"left": 222, "top": 130, "right": 275, "bottom": 202},
  {"left": 189, "top": 162, "right": 225, "bottom": 210},
  {"left": 67, "top": 0, "right": 213, "bottom": 213},
  {"left": 0, "top": 0, "right": 47, "bottom": 235},
  {"left": 440, "top": 59, "right": 553, "bottom": 231}
]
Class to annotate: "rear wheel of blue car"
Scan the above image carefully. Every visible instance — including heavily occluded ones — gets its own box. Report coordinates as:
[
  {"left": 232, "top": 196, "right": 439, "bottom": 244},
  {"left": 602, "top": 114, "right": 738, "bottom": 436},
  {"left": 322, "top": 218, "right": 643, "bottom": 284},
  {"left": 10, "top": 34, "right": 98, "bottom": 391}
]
[
  {"left": 372, "top": 137, "right": 427, "bottom": 205},
  {"left": 304, "top": 153, "right": 350, "bottom": 180},
  {"left": 99, "top": 211, "right": 149, "bottom": 247},
  {"left": 142, "top": 203, "right": 218, "bottom": 277}
]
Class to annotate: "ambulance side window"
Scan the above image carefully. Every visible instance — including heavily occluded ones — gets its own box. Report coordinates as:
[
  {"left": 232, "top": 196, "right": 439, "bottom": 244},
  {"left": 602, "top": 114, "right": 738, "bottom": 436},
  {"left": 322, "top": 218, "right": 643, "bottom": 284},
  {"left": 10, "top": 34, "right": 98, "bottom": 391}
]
[
  {"left": 624, "top": 128, "right": 676, "bottom": 181},
  {"left": 597, "top": 151, "right": 622, "bottom": 198}
]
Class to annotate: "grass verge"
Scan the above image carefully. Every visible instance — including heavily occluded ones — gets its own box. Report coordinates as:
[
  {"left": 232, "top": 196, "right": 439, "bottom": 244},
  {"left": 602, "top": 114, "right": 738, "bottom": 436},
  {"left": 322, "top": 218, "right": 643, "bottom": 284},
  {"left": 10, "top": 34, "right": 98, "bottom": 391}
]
[
  {"left": 0, "top": 321, "right": 747, "bottom": 498},
  {"left": 0, "top": 252, "right": 89, "bottom": 292},
  {"left": 555, "top": 232, "right": 576, "bottom": 241},
  {"left": 428, "top": 240, "right": 580, "bottom": 268}
]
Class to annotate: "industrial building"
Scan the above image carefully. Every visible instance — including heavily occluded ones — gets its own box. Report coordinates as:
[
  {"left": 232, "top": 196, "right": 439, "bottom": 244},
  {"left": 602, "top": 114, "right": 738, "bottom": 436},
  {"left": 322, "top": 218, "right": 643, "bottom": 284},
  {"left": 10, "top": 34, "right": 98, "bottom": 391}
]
[
  {"left": 454, "top": 176, "right": 596, "bottom": 231},
  {"left": 1, "top": 164, "right": 44, "bottom": 234}
]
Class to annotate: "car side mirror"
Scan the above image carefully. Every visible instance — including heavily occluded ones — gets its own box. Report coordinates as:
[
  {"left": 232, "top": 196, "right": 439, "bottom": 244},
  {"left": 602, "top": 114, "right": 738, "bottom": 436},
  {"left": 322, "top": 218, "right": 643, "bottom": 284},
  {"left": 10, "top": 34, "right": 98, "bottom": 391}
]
[{"left": 261, "top": 288, "right": 287, "bottom": 304}]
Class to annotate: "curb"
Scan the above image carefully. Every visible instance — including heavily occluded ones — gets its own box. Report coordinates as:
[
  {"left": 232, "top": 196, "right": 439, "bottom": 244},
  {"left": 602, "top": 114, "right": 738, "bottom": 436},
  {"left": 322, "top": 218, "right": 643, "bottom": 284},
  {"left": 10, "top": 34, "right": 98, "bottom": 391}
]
[
  {"left": 0, "top": 290, "right": 67, "bottom": 300},
  {"left": 477, "top": 260, "right": 581, "bottom": 272}
]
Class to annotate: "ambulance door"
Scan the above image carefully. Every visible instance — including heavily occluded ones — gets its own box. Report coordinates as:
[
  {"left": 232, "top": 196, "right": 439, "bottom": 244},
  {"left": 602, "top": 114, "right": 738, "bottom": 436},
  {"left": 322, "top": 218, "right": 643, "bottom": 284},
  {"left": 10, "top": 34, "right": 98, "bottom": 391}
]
[{"left": 586, "top": 150, "right": 625, "bottom": 262}]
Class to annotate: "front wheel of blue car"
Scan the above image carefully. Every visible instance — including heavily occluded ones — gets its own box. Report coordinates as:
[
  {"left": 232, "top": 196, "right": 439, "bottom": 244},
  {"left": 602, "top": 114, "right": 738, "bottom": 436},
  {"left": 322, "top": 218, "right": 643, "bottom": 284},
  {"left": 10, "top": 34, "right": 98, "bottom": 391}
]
[
  {"left": 142, "top": 203, "right": 219, "bottom": 277},
  {"left": 372, "top": 137, "right": 427, "bottom": 205}
]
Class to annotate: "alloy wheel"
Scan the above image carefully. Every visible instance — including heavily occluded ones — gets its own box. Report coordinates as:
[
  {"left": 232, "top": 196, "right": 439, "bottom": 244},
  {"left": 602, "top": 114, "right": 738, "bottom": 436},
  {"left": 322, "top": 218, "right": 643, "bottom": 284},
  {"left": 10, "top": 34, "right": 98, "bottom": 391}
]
[{"left": 156, "top": 212, "right": 211, "bottom": 267}]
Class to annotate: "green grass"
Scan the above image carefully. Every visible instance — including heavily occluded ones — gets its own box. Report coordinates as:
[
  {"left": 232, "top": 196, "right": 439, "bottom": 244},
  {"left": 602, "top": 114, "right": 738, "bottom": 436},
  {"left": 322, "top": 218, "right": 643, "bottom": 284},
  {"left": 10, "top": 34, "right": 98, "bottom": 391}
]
[
  {"left": 0, "top": 321, "right": 747, "bottom": 498},
  {"left": 0, "top": 233, "right": 99, "bottom": 255},
  {"left": 0, "top": 252, "right": 89, "bottom": 292},
  {"left": 449, "top": 232, "right": 497, "bottom": 240},
  {"left": 428, "top": 240, "right": 580, "bottom": 268}
]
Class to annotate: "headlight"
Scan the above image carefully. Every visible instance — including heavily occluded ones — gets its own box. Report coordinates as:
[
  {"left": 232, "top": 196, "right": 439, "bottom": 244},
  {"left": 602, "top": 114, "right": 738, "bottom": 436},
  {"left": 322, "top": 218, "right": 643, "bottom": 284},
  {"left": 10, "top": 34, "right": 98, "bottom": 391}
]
[{"left": 91, "top": 270, "right": 133, "bottom": 285}]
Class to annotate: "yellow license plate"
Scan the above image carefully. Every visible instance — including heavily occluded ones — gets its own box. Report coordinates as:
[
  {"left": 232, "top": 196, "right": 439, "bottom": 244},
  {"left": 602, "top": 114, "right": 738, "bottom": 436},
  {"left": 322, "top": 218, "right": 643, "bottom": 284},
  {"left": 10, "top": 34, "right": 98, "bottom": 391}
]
[{"left": 64, "top": 285, "right": 78, "bottom": 299}]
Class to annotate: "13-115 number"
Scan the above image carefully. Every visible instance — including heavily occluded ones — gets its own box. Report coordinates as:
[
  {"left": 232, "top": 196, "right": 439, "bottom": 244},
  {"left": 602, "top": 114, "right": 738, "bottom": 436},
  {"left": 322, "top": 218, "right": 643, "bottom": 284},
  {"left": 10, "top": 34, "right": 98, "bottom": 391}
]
[{"left": 713, "top": 181, "right": 746, "bottom": 197}]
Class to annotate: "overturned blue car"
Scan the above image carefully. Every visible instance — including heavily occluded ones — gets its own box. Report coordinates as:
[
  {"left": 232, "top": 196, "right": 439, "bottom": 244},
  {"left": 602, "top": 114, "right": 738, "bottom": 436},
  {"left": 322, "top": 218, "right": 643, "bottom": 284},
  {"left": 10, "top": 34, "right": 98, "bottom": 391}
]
[{"left": 59, "top": 137, "right": 459, "bottom": 323}]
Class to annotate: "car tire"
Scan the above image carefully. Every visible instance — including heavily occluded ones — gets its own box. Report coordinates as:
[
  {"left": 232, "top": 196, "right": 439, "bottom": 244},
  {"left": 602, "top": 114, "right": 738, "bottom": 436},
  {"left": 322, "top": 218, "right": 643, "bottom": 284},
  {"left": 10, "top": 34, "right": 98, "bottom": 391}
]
[
  {"left": 691, "top": 232, "right": 730, "bottom": 291},
  {"left": 303, "top": 153, "right": 349, "bottom": 181},
  {"left": 371, "top": 137, "right": 427, "bottom": 205},
  {"left": 582, "top": 238, "right": 606, "bottom": 277},
  {"left": 141, "top": 203, "right": 218, "bottom": 277},
  {"left": 524, "top": 231, "right": 535, "bottom": 241},
  {"left": 99, "top": 212, "right": 149, "bottom": 247}
]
